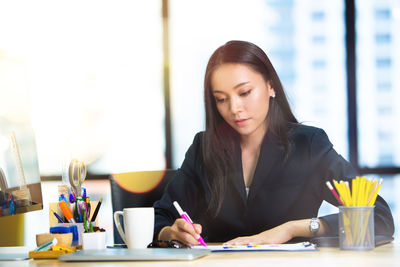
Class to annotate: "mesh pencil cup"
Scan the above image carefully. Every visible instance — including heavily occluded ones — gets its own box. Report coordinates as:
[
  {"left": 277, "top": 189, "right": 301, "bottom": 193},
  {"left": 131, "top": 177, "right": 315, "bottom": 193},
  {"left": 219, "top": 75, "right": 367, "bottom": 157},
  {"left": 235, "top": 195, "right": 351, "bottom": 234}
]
[{"left": 339, "top": 206, "right": 375, "bottom": 250}]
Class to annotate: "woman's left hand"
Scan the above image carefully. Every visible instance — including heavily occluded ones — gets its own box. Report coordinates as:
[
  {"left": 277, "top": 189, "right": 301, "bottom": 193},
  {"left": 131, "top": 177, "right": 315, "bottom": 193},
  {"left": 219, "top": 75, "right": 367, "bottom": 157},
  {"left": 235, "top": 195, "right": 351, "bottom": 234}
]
[
  {"left": 224, "top": 222, "right": 294, "bottom": 245},
  {"left": 225, "top": 218, "right": 328, "bottom": 245}
]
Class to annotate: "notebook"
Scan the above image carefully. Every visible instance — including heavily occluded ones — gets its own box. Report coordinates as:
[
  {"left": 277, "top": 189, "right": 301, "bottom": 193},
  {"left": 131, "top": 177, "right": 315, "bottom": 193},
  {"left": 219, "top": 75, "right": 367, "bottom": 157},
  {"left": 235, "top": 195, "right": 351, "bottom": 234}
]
[
  {"left": 58, "top": 248, "right": 210, "bottom": 261},
  {"left": 192, "top": 242, "right": 317, "bottom": 252}
]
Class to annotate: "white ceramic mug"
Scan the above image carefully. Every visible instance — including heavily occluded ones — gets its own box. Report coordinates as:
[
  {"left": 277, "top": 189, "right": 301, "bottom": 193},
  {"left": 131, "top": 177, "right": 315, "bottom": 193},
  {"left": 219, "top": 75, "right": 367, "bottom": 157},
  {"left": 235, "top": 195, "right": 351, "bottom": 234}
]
[{"left": 113, "top": 207, "right": 154, "bottom": 249}]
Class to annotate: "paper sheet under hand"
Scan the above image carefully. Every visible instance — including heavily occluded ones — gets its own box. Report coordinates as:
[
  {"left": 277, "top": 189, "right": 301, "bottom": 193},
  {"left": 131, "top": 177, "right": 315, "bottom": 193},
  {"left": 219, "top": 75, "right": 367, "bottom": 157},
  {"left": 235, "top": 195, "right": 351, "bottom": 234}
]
[{"left": 192, "top": 242, "right": 317, "bottom": 252}]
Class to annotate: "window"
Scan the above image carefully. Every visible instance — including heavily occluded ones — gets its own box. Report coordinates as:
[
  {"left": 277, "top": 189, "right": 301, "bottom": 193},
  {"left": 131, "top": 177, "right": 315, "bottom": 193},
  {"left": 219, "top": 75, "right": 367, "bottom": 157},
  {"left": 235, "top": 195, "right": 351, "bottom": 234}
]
[
  {"left": 356, "top": 0, "right": 400, "bottom": 168},
  {"left": 0, "top": 1, "right": 164, "bottom": 175},
  {"left": 169, "top": 0, "right": 348, "bottom": 167},
  {"left": 2, "top": 0, "right": 398, "bottom": 175}
]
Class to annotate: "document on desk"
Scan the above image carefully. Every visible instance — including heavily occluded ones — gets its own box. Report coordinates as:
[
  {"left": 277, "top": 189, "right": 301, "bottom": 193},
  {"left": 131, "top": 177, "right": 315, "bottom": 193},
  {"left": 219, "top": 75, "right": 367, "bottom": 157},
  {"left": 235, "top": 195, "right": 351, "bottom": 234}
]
[{"left": 193, "top": 242, "right": 317, "bottom": 252}]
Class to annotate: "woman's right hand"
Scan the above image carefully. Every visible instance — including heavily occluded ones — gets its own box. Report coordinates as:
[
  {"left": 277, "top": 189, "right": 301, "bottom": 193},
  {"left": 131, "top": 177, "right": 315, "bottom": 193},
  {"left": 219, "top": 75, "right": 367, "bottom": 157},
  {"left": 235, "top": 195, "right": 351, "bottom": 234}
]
[{"left": 158, "top": 218, "right": 203, "bottom": 246}]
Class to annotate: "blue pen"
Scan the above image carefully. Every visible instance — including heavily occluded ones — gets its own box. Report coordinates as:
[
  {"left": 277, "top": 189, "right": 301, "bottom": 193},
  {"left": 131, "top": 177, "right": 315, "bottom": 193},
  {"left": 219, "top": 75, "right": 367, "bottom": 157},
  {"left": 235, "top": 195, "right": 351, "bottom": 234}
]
[
  {"left": 54, "top": 212, "right": 64, "bottom": 223},
  {"left": 9, "top": 194, "right": 16, "bottom": 215},
  {"left": 78, "top": 207, "right": 82, "bottom": 223},
  {"left": 2, "top": 202, "right": 8, "bottom": 216},
  {"left": 53, "top": 211, "right": 65, "bottom": 223},
  {"left": 69, "top": 193, "right": 75, "bottom": 203},
  {"left": 77, "top": 197, "right": 83, "bottom": 222}
]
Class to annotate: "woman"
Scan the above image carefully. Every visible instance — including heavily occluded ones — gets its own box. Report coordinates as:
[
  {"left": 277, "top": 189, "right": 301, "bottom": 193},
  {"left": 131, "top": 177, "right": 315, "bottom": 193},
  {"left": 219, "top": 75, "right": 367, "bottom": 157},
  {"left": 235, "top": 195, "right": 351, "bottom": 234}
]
[{"left": 153, "top": 40, "right": 394, "bottom": 246}]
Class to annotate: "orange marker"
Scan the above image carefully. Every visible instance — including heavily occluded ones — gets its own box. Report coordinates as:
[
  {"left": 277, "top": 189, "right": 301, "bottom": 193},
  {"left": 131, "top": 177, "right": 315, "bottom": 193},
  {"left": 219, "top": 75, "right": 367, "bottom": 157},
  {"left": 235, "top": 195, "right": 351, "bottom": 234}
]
[{"left": 59, "top": 200, "right": 76, "bottom": 223}]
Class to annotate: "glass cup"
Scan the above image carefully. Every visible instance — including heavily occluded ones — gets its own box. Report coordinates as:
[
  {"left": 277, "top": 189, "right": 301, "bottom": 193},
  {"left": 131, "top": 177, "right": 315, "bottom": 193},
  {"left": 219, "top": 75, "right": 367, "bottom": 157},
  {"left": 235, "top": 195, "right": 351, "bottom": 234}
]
[{"left": 339, "top": 206, "right": 375, "bottom": 250}]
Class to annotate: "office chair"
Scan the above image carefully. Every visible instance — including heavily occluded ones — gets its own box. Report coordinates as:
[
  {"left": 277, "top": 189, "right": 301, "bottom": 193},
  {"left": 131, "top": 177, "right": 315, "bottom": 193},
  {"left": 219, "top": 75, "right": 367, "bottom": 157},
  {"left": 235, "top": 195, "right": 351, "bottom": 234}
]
[{"left": 109, "top": 169, "right": 176, "bottom": 244}]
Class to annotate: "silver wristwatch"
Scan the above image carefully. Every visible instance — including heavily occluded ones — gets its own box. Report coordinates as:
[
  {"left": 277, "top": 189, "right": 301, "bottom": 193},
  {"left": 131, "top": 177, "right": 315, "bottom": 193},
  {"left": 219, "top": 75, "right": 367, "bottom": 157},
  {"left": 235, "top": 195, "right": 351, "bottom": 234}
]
[{"left": 309, "top": 218, "right": 320, "bottom": 236}]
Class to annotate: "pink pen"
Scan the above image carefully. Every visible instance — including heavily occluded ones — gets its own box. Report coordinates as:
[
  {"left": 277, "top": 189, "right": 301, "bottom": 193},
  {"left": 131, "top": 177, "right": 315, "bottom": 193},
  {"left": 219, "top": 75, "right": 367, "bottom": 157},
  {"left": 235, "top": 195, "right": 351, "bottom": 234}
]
[{"left": 173, "top": 201, "right": 207, "bottom": 247}]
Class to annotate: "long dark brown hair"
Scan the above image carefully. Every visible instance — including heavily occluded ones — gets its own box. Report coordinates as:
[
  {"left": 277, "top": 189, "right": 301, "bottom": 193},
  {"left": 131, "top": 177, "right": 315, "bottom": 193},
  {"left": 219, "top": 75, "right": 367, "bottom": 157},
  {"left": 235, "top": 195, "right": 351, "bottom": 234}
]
[{"left": 202, "top": 40, "right": 298, "bottom": 216}]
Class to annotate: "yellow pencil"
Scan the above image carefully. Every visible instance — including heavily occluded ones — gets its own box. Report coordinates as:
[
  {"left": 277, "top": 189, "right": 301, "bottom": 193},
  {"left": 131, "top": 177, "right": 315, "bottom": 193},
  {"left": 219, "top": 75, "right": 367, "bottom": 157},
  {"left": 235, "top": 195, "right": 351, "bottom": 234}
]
[
  {"left": 363, "top": 180, "right": 374, "bottom": 206},
  {"left": 353, "top": 176, "right": 359, "bottom": 206},
  {"left": 368, "top": 179, "right": 383, "bottom": 206},
  {"left": 366, "top": 180, "right": 378, "bottom": 206},
  {"left": 357, "top": 177, "right": 366, "bottom": 206},
  {"left": 340, "top": 181, "right": 350, "bottom": 206},
  {"left": 344, "top": 181, "right": 353, "bottom": 206},
  {"left": 333, "top": 180, "right": 345, "bottom": 205}
]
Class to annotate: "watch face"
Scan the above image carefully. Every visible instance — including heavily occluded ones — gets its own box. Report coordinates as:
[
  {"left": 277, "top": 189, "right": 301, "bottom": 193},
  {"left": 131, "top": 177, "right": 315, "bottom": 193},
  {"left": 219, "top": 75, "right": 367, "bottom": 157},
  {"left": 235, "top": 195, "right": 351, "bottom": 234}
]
[
  {"left": 310, "top": 221, "right": 319, "bottom": 230},
  {"left": 310, "top": 218, "right": 320, "bottom": 233}
]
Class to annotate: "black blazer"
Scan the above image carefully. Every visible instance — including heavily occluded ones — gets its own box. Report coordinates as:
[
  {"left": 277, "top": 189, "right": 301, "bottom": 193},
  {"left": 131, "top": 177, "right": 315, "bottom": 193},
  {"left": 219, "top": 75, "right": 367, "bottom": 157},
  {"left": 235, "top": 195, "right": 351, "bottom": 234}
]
[{"left": 154, "top": 125, "right": 394, "bottom": 242}]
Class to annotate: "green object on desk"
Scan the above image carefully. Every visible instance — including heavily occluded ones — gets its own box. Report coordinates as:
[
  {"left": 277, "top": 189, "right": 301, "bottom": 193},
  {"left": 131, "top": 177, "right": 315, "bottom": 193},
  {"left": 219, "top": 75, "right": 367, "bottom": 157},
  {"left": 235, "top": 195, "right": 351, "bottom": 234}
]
[
  {"left": 73, "top": 202, "right": 79, "bottom": 222},
  {"left": 83, "top": 209, "right": 94, "bottom": 233},
  {"left": 83, "top": 209, "right": 89, "bottom": 233}
]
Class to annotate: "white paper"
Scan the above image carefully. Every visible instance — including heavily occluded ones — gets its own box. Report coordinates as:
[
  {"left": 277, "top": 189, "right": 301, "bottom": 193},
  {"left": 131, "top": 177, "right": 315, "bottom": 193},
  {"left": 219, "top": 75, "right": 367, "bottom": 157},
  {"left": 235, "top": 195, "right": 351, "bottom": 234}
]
[{"left": 192, "top": 242, "right": 317, "bottom": 252}]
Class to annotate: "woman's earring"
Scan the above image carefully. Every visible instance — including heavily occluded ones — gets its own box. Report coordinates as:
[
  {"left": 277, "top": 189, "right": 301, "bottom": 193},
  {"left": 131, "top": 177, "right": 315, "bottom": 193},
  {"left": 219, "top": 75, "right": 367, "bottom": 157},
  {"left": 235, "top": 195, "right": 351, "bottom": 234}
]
[{"left": 271, "top": 93, "right": 276, "bottom": 98}]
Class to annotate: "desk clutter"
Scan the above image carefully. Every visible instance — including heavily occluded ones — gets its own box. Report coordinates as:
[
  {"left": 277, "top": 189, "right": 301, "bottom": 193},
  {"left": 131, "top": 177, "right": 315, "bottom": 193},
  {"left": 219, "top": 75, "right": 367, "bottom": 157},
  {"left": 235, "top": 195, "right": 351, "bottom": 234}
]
[
  {"left": 29, "top": 159, "right": 105, "bottom": 259},
  {"left": 27, "top": 173, "right": 388, "bottom": 260},
  {"left": 0, "top": 132, "right": 42, "bottom": 217},
  {"left": 29, "top": 234, "right": 76, "bottom": 259}
]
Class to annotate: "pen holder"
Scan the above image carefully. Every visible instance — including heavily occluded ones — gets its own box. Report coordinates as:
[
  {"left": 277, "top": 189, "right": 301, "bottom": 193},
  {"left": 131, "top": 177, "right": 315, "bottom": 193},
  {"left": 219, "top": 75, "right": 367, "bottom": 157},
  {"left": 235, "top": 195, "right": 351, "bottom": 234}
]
[
  {"left": 82, "top": 231, "right": 106, "bottom": 250},
  {"left": 50, "top": 223, "right": 85, "bottom": 246},
  {"left": 49, "top": 201, "right": 99, "bottom": 246},
  {"left": 339, "top": 206, "right": 375, "bottom": 250},
  {"left": 48, "top": 201, "right": 98, "bottom": 227}
]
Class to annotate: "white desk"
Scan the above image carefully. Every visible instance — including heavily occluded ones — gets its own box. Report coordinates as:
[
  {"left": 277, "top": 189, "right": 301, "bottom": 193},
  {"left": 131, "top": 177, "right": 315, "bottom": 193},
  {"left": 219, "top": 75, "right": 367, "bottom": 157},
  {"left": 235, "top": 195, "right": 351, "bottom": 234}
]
[{"left": 2, "top": 242, "right": 399, "bottom": 267}]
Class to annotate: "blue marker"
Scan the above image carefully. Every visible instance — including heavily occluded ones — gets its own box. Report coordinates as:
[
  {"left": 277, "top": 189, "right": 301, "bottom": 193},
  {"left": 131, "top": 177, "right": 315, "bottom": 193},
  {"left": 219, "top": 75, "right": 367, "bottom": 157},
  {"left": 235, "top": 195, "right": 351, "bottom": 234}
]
[
  {"left": 9, "top": 194, "right": 16, "bottom": 215},
  {"left": 2, "top": 202, "right": 8, "bottom": 216}
]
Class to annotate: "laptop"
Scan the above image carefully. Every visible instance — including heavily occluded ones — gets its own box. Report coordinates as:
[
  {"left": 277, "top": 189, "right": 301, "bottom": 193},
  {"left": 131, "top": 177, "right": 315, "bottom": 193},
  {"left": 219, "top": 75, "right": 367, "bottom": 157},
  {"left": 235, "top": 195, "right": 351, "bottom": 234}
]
[
  {"left": 0, "top": 253, "right": 29, "bottom": 261},
  {"left": 58, "top": 248, "right": 210, "bottom": 261},
  {"left": 0, "top": 247, "right": 30, "bottom": 261}
]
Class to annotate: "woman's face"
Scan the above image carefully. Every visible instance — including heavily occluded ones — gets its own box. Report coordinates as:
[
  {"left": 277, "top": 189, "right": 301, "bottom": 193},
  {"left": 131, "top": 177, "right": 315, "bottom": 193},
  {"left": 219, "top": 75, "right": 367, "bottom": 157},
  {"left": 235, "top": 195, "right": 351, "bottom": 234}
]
[{"left": 211, "top": 63, "right": 275, "bottom": 139}]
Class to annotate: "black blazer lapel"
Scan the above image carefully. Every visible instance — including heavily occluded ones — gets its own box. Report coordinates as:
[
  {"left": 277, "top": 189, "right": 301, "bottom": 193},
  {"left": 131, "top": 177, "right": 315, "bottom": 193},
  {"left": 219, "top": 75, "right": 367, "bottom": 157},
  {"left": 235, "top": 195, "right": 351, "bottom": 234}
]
[
  {"left": 231, "top": 145, "right": 247, "bottom": 205},
  {"left": 247, "top": 133, "right": 285, "bottom": 204}
]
